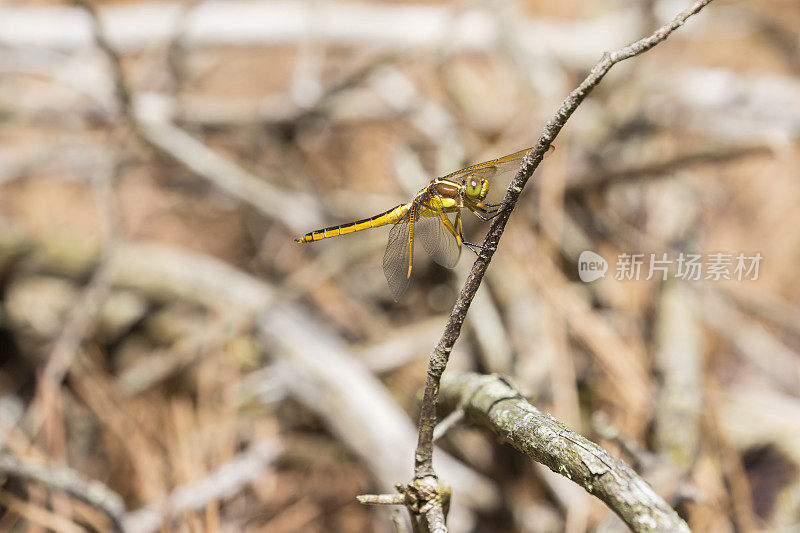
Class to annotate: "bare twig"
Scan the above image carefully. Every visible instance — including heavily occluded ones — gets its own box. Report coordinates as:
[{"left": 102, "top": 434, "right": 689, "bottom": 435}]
[
  {"left": 356, "top": 315, "right": 469, "bottom": 374},
  {"left": 0, "top": 453, "right": 126, "bottom": 532},
  {"left": 412, "top": 0, "right": 714, "bottom": 526},
  {"left": 440, "top": 373, "right": 691, "bottom": 533},
  {"left": 357, "top": 493, "right": 405, "bottom": 506},
  {"left": 432, "top": 408, "right": 464, "bottom": 443}
]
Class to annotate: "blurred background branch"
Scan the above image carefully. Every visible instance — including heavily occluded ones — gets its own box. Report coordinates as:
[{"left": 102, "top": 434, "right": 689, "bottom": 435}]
[
  {"left": 0, "top": 453, "right": 126, "bottom": 531},
  {"left": 1, "top": 0, "right": 799, "bottom": 531}
]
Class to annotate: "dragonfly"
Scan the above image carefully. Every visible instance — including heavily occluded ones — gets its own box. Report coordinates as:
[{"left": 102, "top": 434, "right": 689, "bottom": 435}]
[{"left": 296, "top": 147, "right": 535, "bottom": 301}]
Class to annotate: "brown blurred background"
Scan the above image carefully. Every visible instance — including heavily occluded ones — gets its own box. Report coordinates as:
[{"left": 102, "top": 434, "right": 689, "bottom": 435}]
[{"left": 1, "top": 0, "right": 799, "bottom": 531}]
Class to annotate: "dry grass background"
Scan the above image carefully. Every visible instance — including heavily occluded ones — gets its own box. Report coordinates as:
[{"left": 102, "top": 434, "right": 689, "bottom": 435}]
[{"left": 0, "top": 0, "right": 799, "bottom": 531}]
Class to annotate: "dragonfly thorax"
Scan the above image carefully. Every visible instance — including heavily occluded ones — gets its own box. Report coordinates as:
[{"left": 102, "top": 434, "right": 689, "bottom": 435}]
[{"left": 431, "top": 180, "right": 458, "bottom": 196}]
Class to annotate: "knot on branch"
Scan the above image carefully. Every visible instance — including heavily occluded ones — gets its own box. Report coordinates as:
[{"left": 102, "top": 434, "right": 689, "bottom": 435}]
[
  {"left": 404, "top": 476, "right": 451, "bottom": 516},
  {"left": 356, "top": 477, "right": 451, "bottom": 517}
]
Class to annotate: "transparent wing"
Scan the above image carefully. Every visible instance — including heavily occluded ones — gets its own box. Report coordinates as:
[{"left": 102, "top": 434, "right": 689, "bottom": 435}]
[
  {"left": 441, "top": 147, "right": 539, "bottom": 205},
  {"left": 416, "top": 200, "right": 461, "bottom": 269},
  {"left": 382, "top": 206, "right": 416, "bottom": 301}
]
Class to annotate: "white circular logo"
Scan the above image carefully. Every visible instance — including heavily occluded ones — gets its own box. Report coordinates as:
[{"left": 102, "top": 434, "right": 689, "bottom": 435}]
[{"left": 578, "top": 251, "right": 607, "bottom": 282}]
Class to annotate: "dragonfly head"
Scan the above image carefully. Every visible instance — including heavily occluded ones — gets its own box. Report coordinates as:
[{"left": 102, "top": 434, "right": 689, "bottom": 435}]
[{"left": 463, "top": 175, "right": 490, "bottom": 201}]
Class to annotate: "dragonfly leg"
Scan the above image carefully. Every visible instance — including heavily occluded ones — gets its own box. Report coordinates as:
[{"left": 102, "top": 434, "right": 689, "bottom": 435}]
[
  {"left": 464, "top": 241, "right": 481, "bottom": 255},
  {"left": 471, "top": 209, "right": 501, "bottom": 221},
  {"left": 483, "top": 200, "right": 512, "bottom": 209},
  {"left": 456, "top": 210, "right": 486, "bottom": 255},
  {"left": 433, "top": 201, "right": 462, "bottom": 246},
  {"left": 463, "top": 240, "right": 495, "bottom": 255}
]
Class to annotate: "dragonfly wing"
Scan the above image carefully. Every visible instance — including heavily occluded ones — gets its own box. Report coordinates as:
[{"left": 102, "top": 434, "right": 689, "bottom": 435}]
[
  {"left": 443, "top": 147, "right": 533, "bottom": 205},
  {"left": 382, "top": 205, "right": 416, "bottom": 301},
  {"left": 416, "top": 203, "right": 461, "bottom": 269}
]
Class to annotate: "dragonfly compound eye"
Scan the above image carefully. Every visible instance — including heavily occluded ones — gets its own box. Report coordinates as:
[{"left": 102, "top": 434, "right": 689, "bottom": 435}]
[
  {"left": 466, "top": 177, "right": 490, "bottom": 200},
  {"left": 480, "top": 178, "right": 489, "bottom": 198},
  {"left": 464, "top": 177, "right": 481, "bottom": 199}
]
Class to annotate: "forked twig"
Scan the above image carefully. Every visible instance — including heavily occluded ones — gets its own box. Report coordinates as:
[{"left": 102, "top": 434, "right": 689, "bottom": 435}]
[{"left": 409, "top": 0, "right": 715, "bottom": 528}]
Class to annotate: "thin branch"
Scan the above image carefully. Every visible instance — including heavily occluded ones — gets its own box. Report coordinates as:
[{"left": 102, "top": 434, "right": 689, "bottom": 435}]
[
  {"left": 0, "top": 453, "right": 126, "bottom": 532},
  {"left": 432, "top": 408, "right": 464, "bottom": 443},
  {"left": 412, "top": 0, "right": 715, "bottom": 523},
  {"left": 357, "top": 494, "right": 406, "bottom": 506},
  {"left": 440, "top": 373, "right": 690, "bottom": 533}
]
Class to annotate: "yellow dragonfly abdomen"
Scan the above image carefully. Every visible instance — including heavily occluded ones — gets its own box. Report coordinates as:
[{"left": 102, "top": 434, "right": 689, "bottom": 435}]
[{"left": 295, "top": 203, "right": 411, "bottom": 243}]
